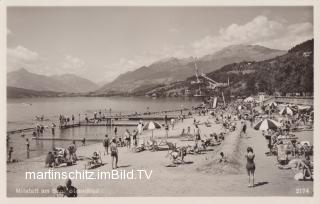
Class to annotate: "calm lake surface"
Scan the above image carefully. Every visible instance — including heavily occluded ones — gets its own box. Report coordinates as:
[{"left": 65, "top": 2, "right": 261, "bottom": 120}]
[{"left": 7, "top": 96, "right": 201, "bottom": 161}]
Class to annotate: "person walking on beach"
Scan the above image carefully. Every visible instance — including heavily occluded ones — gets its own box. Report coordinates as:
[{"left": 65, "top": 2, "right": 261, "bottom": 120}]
[
  {"left": 187, "top": 126, "right": 191, "bottom": 135},
  {"left": 245, "top": 147, "right": 256, "bottom": 187},
  {"left": 132, "top": 129, "right": 138, "bottom": 147},
  {"left": 103, "top": 134, "right": 110, "bottom": 155},
  {"left": 110, "top": 138, "right": 119, "bottom": 169},
  {"left": 124, "top": 129, "right": 131, "bottom": 149},
  {"left": 194, "top": 125, "right": 202, "bottom": 152}
]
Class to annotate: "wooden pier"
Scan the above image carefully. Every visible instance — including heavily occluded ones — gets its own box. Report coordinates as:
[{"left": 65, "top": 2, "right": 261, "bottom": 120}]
[
  {"left": 31, "top": 137, "right": 102, "bottom": 142},
  {"left": 7, "top": 108, "right": 190, "bottom": 134}
]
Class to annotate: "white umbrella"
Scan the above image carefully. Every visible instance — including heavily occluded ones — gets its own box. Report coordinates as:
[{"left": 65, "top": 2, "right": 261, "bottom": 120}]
[
  {"left": 143, "top": 121, "right": 162, "bottom": 137},
  {"left": 279, "top": 107, "right": 293, "bottom": 116},
  {"left": 254, "top": 119, "right": 282, "bottom": 131},
  {"left": 244, "top": 96, "right": 255, "bottom": 102}
]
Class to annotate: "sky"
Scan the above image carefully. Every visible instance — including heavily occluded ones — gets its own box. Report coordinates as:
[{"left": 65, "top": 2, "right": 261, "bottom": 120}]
[{"left": 7, "top": 6, "right": 313, "bottom": 83}]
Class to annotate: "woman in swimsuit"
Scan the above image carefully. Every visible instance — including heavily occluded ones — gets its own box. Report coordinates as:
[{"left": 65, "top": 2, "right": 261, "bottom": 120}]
[{"left": 245, "top": 147, "right": 256, "bottom": 187}]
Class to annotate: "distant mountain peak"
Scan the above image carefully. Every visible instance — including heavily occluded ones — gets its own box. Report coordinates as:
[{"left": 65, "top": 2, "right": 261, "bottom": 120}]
[
  {"left": 7, "top": 69, "right": 98, "bottom": 93},
  {"left": 15, "top": 68, "right": 30, "bottom": 73}
]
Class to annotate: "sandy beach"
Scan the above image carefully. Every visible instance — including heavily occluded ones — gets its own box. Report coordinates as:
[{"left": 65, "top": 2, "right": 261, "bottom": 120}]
[{"left": 7, "top": 114, "right": 313, "bottom": 197}]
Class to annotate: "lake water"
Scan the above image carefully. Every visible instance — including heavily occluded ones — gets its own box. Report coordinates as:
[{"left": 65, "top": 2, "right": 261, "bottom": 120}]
[{"left": 7, "top": 96, "right": 201, "bottom": 161}]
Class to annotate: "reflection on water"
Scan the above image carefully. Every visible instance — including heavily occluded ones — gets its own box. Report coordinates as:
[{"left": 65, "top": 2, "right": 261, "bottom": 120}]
[{"left": 7, "top": 96, "right": 200, "bottom": 161}]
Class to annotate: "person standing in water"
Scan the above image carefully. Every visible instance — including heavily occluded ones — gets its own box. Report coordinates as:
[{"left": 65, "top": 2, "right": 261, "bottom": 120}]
[
  {"left": 26, "top": 138, "right": 30, "bottom": 158},
  {"left": 114, "top": 126, "right": 118, "bottom": 136},
  {"left": 8, "top": 147, "right": 13, "bottom": 162},
  {"left": 245, "top": 147, "right": 256, "bottom": 187},
  {"left": 26, "top": 138, "right": 30, "bottom": 152},
  {"left": 51, "top": 123, "right": 56, "bottom": 135}
]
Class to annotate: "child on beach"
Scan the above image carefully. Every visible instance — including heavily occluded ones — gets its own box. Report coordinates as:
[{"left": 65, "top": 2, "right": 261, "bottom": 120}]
[
  {"left": 110, "top": 138, "right": 119, "bottom": 169},
  {"left": 245, "top": 147, "right": 256, "bottom": 187}
]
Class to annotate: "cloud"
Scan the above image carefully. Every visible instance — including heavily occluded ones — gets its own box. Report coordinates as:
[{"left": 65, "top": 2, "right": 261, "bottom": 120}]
[
  {"left": 60, "top": 55, "right": 86, "bottom": 75},
  {"left": 7, "top": 45, "right": 44, "bottom": 73},
  {"left": 169, "top": 27, "right": 179, "bottom": 33},
  {"left": 101, "top": 15, "right": 313, "bottom": 83},
  {"left": 7, "top": 45, "right": 39, "bottom": 61},
  {"left": 192, "top": 15, "right": 313, "bottom": 56},
  {"left": 7, "top": 46, "right": 87, "bottom": 78}
]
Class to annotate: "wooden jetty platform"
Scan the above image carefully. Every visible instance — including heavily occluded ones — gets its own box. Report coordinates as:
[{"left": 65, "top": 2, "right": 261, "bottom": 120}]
[
  {"left": 7, "top": 127, "right": 35, "bottom": 135},
  {"left": 31, "top": 137, "right": 102, "bottom": 142},
  {"left": 7, "top": 108, "right": 190, "bottom": 134},
  {"left": 79, "top": 122, "right": 138, "bottom": 127}
]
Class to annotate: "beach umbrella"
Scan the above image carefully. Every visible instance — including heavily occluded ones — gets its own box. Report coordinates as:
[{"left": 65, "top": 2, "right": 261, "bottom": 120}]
[
  {"left": 254, "top": 119, "right": 281, "bottom": 131},
  {"left": 143, "top": 121, "right": 161, "bottom": 137},
  {"left": 244, "top": 96, "right": 255, "bottom": 103},
  {"left": 269, "top": 102, "right": 278, "bottom": 109},
  {"left": 279, "top": 107, "right": 293, "bottom": 116}
]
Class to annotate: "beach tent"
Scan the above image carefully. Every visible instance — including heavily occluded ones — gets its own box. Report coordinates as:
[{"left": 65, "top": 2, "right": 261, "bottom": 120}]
[
  {"left": 254, "top": 119, "right": 282, "bottom": 131},
  {"left": 279, "top": 107, "right": 294, "bottom": 116},
  {"left": 297, "top": 105, "right": 311, "bottom": 111},
  {"left": 143, "top": 121, "right": 161, "bottom": 137},
  {"left": 244, "top": 96, "right": 255, "bottom": 103}
]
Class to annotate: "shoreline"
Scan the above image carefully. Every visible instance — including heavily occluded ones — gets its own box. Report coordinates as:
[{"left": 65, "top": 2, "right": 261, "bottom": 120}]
[{"left": 7, "top": 114, "right": 313, "bottom": 196}]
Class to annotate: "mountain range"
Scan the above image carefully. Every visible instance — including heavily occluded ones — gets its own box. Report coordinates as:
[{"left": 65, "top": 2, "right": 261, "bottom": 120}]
[
  {"left": 7, "top": 68, "right": 98, "bottom": 93},
  {"left": 96, "top": 44, "right": 286, "bottom": 95},
  {"left": 145, "top": 39, "right": 314, "bottom": 98}
]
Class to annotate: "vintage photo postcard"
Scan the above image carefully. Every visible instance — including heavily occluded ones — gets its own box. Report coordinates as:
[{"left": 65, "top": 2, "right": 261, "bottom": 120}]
[{"left": 1, "top": 0, "right": 319, "bottom": 203}]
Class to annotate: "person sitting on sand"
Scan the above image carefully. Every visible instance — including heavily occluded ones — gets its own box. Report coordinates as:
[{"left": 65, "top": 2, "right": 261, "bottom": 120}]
[
  {"left": 45, "top": 151, "right": 55, "bottom": 167},
  {"left": 300, "top": 155, "right": 312, "bottom": 180},
  {"left": 64, "top": 179, "right": 78, "bottom": 197},
  {"left": 110, "top": 138, "right": 119, "bottom": 169},
  {"left": 245, "top": 147, "right": 256, "bottom": 187},
  {"left": 91, "top": 152, "right": 101, "bottom": 165}
]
